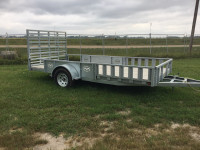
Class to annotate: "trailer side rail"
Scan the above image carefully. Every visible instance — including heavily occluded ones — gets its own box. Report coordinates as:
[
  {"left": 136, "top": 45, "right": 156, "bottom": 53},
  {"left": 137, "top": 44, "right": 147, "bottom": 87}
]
[{"left": 79, "top": 55, "right": 173, "bottom": 87}]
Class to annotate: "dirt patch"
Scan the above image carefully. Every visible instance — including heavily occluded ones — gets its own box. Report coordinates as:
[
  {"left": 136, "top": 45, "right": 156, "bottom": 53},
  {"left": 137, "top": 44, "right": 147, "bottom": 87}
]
[
  {"left": 33, "top": 133, "right": 65, "bottom": 150},
  {"left": 190, "top": 133, "right": 200, "bottom": 142},
  {"left": 33, "top": 132, "right": 106, "bottom": 150},
  {"left": 170, "top": 123, "right": 199, "bottom": 131},
  {"left": 33, "top": 120, "right": 117, "bottom": 150},
  {"left": 9, "top": 128, "right": 23, "bottom": 134},
  {"left": 145, "top": 128, "right": 159, "bottom": 137},
  {"left": 171, "top": 123, "right": 200, "bottom": 142},
  {"left": 171, "top": 123, "right": 197, "bottom": 130},
  {"left": 171, "top": 123, "right": 182, "bottom": 129},
  {"left": 126, "top": 119, "right": 132, "bottom": 123},
  {"left": 117, "top": 109, "right": 131, "bottom": 116},
  {"left": 100, "top": 121, "right": 114, "bottom": 132},
  {"left": 130, "top": 128, "right": 143, "bottom": 134},
  {"left": 154, "top": 123, "right": 162, "bottom": 128},
  {"left": 65, "top": 135, "right": 101, "bottom": 149},
  {"left": 94, "top": 115, "right": 100, "bottom": 119},
  {"left": 32, "top": 123, "right": 200, "bottom": 150}
]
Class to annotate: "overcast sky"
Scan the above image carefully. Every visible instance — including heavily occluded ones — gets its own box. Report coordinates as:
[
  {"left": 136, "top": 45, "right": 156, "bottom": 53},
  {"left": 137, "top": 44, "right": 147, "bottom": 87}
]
[{"left": 0, "top": 0, "right": 199, "bottom": 34}]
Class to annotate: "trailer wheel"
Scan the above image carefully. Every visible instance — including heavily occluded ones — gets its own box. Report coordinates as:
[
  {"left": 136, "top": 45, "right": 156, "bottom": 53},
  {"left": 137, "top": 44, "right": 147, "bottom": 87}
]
[{"left": 54, "top": 68, "right": 73, "bottom": 87}]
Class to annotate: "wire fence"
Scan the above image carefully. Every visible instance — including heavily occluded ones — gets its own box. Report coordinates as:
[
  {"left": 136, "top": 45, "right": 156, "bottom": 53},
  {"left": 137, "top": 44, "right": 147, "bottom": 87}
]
[{"left": 0, "top": 33, "right": 200, "bottom": 65}]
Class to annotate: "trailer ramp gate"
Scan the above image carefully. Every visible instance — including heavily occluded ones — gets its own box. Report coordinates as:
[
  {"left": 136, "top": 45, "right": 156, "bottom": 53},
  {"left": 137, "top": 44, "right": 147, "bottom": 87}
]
[{"left": 26, "top": 29, "right": 67, "bottom": 71}]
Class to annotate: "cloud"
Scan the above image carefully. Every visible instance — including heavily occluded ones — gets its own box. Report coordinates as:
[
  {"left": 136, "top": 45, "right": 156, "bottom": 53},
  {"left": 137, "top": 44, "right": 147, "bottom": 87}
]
[{"left": 0, "top": 0, "right": 198, "bottom": 34}]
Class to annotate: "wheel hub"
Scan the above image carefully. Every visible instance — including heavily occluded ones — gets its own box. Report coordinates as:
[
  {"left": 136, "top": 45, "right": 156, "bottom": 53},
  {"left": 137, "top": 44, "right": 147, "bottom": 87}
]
[{"left": 57, "top": 73, "right": 69, "bottom": 87}]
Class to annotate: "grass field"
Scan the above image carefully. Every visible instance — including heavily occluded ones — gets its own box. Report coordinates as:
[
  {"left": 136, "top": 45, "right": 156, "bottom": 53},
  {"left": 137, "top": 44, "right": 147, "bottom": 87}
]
[
  {"left": 1, "top": 37, "right": 200, "bottom": 66},
  {"left": 1, "top": 46, "right": 200, "bottom": 66},
  {"left": 0, "top": 37, "right": 200, "bottom": 149},
  {"left": 0, "top": 37, "right": 200, "bottom": 46},
  {"left": 0, "top": 58, "right": 200, "bottom": 149}
]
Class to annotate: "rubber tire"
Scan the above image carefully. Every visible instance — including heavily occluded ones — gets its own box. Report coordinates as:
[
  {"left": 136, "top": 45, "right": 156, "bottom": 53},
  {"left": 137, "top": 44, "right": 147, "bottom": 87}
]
[{"left": 54, "top": 68, "right": 73, "bottom": 88}]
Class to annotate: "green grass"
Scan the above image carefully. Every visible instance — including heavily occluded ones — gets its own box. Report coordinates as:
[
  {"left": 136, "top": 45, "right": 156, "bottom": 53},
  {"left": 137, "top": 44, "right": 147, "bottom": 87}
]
[
  {"left": 0, "top": 58, "right": 200, "bottom": 149},
  {"left": 67, "top": 47, "right": 200, "bottom": 59},
  {"left": 1, "top": 47, "right": 200, "bottom": 65},
  {"left": 0, "top": 38, "right": 27, "bottom": 45},
  {"left": 0, "top": 37, "right": 200, "bottom": 45},
  {"left": 0, "top": 131, "right": 47, "bottom": 150},
  {"left": 0, "top": 37, "right": 200, "bottom": 66}
]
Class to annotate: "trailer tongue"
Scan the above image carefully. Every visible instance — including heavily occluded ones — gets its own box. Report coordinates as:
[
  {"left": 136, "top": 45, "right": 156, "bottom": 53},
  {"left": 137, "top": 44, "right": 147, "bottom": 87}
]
[
  {"left": 159, "top": 76, "right": 200, "bottom": 87},
  {"left": 26, "top": 29, "right": 200, "bottom": 88}
]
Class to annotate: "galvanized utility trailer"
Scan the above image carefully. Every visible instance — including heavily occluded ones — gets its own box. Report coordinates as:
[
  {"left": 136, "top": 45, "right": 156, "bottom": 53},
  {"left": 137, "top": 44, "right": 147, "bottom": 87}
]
[{"left": 26, "top": 29, "right": 200, "bottom": 88}]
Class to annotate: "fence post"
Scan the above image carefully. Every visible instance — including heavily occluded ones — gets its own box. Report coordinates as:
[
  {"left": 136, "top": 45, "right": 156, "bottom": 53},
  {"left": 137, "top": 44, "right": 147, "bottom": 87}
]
[
  {"left": 6, "top": 32, "right": 9, "bottom": 51},
  {"left": 186, "top": 34, "right": 188, "bottom": 53},
  {"left": 65, "top": 32, "right": 68, "bottom": 60},
  {"left": 102, "top": 34, "right": 105, "bottom": 55},
  {"left": 149, "top": 33, "right": 152, "bottom": 54},
  {"left": 166, "top": 34, "right": 168, "bottom": 55},
  {"left": 126, "top": 35, "right": 128, "bottom": 55},
  {"left": 79, "top": 35, "right": 82, "bottom": 55},
  {"left": 184, "top": 34, "right": 186, "bottom": 54}
]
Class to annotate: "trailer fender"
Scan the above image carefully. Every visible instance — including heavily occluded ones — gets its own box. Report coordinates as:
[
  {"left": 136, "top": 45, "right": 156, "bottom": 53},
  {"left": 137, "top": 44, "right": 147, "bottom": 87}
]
[{"left": 52, "top": 64, "right": 80, "bottom": 80}]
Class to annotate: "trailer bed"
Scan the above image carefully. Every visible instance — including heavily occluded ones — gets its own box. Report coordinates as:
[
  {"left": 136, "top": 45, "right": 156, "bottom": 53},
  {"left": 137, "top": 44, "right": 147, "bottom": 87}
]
[{"left": 26, "top": 29, "right": 200, "bottom": 88}]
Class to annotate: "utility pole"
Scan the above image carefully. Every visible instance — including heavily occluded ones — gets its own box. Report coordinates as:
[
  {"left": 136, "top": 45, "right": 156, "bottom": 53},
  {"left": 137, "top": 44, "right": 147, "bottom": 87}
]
[
  {"left": 189, "top": 0, "right": 199, "bottom": 56},
  {"left": 149, "top": 23, "right": 152, "bottom": 54}
]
